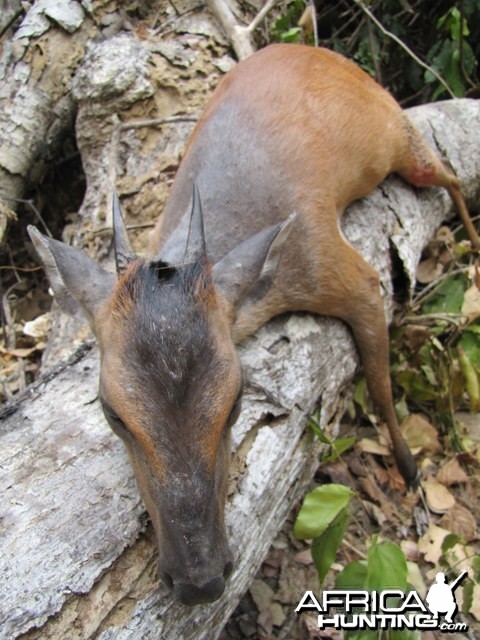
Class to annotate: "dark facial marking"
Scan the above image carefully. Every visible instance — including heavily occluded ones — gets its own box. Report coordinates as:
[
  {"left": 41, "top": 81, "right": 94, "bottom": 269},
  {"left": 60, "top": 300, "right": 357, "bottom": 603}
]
[{"left": 106, "top": 257, "right": 239, "bottom": 469}]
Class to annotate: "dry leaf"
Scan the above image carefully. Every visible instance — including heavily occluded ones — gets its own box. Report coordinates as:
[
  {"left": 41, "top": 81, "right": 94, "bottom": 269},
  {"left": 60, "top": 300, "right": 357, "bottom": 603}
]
[
  {"left": 257, "top": 607, "right": 273, "bottom": 636},
  {"left": 470, "top": 583, "right": 480, "bottom": 622},
  {"left": 401, "top": 539, "right": 420, "bottom": 562},
  {"left": 435, "top": 225, "right": 455, "bottom": 245},
  {"left": 23, "top": 312, "right": 51, "bottom": 338},
  {"left": 418, "top": 523, "right": 451, "bottom": 565},
  {"left": 455, "top": 412, "right": 480, "bottom": 444},
  {"left": 438, "top": 247, "right": 453, "bottom": 266},
  {"left": 293, "top": 549, "right": 313, "bottom": 565},
  {"left": 358, "top": 477, "right": 395, "bottom": 520},
  {"left": 401, "top": 414, "right": 442, "bottom": 455},
  {"left": 403, "top": 324, "right": 430, "bottom": 351},
  {"left": 370, "top": 458, "right": 390, "bottom": 486},
  {"left": 362, "top": 500, "right": 387, "bottom": 526},
  {"left": 270, "top": 602, "right": 286, "bottom": 627},
  {"left": 416, "top": 257, "right": 443, "bottom": 284},
  {"left": 437, "top": 457, "right": 469, "bottom": 486},
  {"left": 462, "top": 283, "right": 480, "bottom": 322},
  {"left": 439, "top": 503, "right": 477, "bottom": 541},
  {"left": 406, "top": 560, "right": 426, "bottom": 596},
  {"left": 385, "top": 463, "right": 406, "bottom": 493},
  {"left": 357, "top": 438, "right": 390, "bottom": 456},
  {"left": 250, "top": 579, "right": 274, "bottom": 611},
  {"left": 5, "top": 346, "right": 39, "bottom": 358},
  {"left": 422, "top": 477, "right": 456, "bottom": 513},
  {"left": 474, "top": 259, "right": 480, "bottom": 290},
  {"left": 419, "top": 457, "right": 436, "bottom": 474}
]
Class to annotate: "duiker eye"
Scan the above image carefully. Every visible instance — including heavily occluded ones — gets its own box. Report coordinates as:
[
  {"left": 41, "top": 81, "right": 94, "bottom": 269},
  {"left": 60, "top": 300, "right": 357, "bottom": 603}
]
[{"left": 101, "top": 402, "right": 129, "bottom": 438}]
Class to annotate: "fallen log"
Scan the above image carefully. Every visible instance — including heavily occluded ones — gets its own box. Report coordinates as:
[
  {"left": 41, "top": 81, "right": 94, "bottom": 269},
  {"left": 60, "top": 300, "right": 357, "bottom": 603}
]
[{"left": 0, "top": 99, "right": 479, "bottom": 640}]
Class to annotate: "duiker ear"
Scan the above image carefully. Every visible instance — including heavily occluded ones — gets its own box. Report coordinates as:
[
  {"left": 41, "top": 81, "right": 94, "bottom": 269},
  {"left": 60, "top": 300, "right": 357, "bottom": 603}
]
[
  {"left": 27, "top": 226, "right": 115, "bottom": 327},
  {"left": 113, "top": 192, "right": 136, "bottom": 274},
  {"left": 213, "top": 212, "right": 296, "bottom": 309},
  {"left": 184, "top": 182, "right": 206, "bottom": 263}
]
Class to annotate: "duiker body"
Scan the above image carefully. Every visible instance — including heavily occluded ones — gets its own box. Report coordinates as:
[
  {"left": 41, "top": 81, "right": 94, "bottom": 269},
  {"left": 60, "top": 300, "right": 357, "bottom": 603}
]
[{"left": 29, "top": 44, "right": 478, "bottom": 606}]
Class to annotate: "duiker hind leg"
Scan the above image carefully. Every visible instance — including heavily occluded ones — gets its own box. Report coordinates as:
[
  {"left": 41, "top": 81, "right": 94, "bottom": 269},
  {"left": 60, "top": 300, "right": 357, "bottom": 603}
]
[
  {"left": 397, "top": 117, "right": 479, "bottom": 248},
  {"left": 315, "top": 235, "right": 418, "bottom": 486}
]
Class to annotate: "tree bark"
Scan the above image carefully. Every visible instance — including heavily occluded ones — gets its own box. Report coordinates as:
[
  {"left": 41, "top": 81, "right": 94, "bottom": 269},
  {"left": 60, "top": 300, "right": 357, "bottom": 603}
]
[
  {"left": 0, "top": 98, "right": 479, "bottom": 639},
  {"left": 0, "top": 1, "right": 95, "bottom": 220}
]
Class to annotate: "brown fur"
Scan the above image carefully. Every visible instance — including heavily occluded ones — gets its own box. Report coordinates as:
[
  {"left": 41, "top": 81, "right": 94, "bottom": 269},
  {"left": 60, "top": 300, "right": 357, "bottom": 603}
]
[
  {"left": 148, "top": 44, "right": 478, "bottom": 489},
  {"left": 70, "top": 45, "right": 478, "bottom": 603}
]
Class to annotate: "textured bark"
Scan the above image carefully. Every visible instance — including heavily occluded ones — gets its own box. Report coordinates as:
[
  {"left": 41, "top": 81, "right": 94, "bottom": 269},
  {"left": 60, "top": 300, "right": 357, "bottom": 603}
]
[
  {"left": 0, "top": 99, "right": 479, "bottom": 640},
  {"left": 0, "top": 0, "right": 230, "bottom": 243},
  {"left": 0, "top": 0, "right": 93, "bottom": 210}
]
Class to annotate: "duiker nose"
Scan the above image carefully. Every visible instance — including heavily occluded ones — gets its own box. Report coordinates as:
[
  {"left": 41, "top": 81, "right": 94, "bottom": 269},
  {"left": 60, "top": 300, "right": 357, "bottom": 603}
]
[
  {"left": 161, "top": 561, "right": 233, "bottom": 606},
  {"left": 174, "top": 575, "right": 226, "bottom": 605}
]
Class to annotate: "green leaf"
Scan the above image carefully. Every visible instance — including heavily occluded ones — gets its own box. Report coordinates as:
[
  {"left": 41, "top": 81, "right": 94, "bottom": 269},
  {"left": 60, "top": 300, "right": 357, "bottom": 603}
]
[
  {"left": 311, "top": 508, "right": 349, "bottom": 585},
  {"left": 308, "top": 417, "right": 332, "bottom": 444},
  {"left": 458, "top": 345, "right": 480, "bottom": 412},
  {"left": 326, "top": 436, "right": 356, "bottom": 462},
  {"left": 395, "top": 369, "right": 439, "bottom": 402},
  {"left": 280, "top": 27, "right": 302, "bottom": 43},
  {"left": 395, "top": 395, "right": 410, "bottom": 423},
  {"left": 459, "top": 328, "right": 480, "bottom": 370},
  {"left": 335, "top": 560, "right": 368, "bottom": 590},
  {"left": 354, "top": 376, "right": 369, "bottom": 414},
  {"left": 471, "top": 554, "right": 480, "bottom": 581},
  {"left": 421, "top": 273, "right": 468, "bottom": 315},
  {"left": 344, "top": 631, "right": 378, "bottom": 640},
  {"left": 294, "top": 484, "right": 353, "bottom": 539},
  {"left": 463, "top": 322, "right": 480, "bottom": 334},
  {"left": 461, "top": 40, "right": 476, "bottom": 76},
  {"left": 389, "top": 631, "right": 421, "bottom": 640},
  {"left": 462, "top": 578, "right": 474, "bottom": 614},
  {"left": 366, "top": 538, "right": 408, "bottom": 592},
  {"left": 441, "top": 533, "right": 460, "bottom": 553},
  {"left": 437, "top": 7, "right": 470, "bottom": 41}
]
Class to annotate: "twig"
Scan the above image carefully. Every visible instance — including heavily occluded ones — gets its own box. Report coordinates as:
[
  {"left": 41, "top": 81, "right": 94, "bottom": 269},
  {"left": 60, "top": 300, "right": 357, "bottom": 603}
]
[
  {"left": 2, "top": 197, "right": 52, "bottom": 237},
  {"left": 331, "top": 6, "right": 362, "bottom": 43},
  {"left": 400, "top": 313, "right": 466, "bottom": 328},
  {"left": 205, "top": 0, "right": 279, "bottom": 60},
  {"left": 118, "top": 115, "right": 198, "bottom": 131},
  {"left": 17, "top": 356, "right": 26, "bottom": 394},
  {"left": 152, "top": 3, "right": 200, "bottom": 35},
  {"left": 106, "top": 114, "right": 122, "bottom": 228},
  {"left": 366, "top": 12, "right": 381, "bottom": 82},
  {"left": 309, "top": 0, "right": 319, "bottom": 48},
  {"left": 0, "top": 265, "right": 43, "bottom": 273},
  {"left": 247, "top": 0, "right": 277, "bottom": 33},
  {"left": 342, "top": 537, "right": 367, "bottom": 560},
  {"left": 351, "top": 0, "right": 456, "bottom": 99},
  {"left": 1, "top": 292, "right": 15, "bottom": 351},
  {"left": 411, "top": 266, "right": 471, "bottom": 307}
]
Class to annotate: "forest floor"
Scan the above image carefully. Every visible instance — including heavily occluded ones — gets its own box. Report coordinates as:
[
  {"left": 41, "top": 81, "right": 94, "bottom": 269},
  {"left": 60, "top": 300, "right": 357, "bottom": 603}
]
[{"left": 220, "top": 417, "right": 480, "bottom": 640}]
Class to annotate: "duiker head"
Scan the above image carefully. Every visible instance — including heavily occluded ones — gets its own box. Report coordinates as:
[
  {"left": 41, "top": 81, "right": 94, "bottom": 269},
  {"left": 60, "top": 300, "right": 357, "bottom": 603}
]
[{"left": 28, "top": 186, "right": 294, "bottom": 605}]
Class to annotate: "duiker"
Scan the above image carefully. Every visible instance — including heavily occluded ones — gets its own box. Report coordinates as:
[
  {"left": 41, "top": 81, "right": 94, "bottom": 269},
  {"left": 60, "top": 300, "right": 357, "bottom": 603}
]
[{"left": 29, "top": 44, "right": 478, "bottom": 605}]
